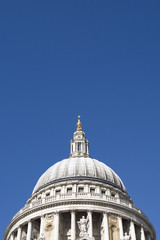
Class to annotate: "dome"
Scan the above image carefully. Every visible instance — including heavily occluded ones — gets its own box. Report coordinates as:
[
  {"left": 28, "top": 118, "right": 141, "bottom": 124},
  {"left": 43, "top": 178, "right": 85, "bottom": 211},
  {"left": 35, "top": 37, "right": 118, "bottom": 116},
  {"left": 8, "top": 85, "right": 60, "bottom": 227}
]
[
  {"left": 33, "top": 157, "right": 126, "bottom": 194},
  {"left": 4, "top": 116, "right": 156, "bottom": 240}
]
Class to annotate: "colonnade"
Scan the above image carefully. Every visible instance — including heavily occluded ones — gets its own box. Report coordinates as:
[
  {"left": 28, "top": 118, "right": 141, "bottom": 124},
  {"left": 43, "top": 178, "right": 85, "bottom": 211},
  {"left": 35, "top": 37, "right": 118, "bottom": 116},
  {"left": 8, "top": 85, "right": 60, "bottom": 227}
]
[{"left": 9, "top": 211, "right": 151, "bottom": 240}]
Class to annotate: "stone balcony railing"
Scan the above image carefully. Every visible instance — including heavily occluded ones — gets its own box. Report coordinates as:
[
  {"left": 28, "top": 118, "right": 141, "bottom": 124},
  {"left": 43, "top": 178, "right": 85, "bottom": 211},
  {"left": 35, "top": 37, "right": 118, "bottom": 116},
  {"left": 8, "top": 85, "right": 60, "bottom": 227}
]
[{"left": 12, "top": 192, "right": 145, "bottom": 221}]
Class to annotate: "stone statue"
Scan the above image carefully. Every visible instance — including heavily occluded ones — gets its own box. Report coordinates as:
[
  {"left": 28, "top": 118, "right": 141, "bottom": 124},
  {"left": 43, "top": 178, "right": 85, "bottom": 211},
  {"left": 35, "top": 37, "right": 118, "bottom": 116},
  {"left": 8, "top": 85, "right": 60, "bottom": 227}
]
[
  {"left": 77, "top": 215, "right": 89, "bottom": 237},
  {"left": 123, "top": 232, "right": 131, "bottom": 240}
]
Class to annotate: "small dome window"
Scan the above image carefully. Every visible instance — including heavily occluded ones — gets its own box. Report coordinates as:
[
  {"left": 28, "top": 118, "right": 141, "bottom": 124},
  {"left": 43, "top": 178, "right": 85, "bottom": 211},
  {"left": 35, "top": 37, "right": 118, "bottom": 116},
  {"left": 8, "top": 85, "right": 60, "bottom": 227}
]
[
  {"left": 78, "top": 142, "right": 81, "bottom": 151},
  {"left": 78, "top": 187, "right": 84, "bottom": 193},
  {"left": 111, "top": 192, "right": 116, "bottom": 197},
  {"left": 56, "top": 189, "right": 61, "bottom": 195},
  {"left": 67, "top": 188, "right": 72, "bottom": 193},
  {"left": 90, "top": 188, "right": 95, "bottom": 193},
  {"left": 101, "top": 189, "right": 106, "bottom": 195}
]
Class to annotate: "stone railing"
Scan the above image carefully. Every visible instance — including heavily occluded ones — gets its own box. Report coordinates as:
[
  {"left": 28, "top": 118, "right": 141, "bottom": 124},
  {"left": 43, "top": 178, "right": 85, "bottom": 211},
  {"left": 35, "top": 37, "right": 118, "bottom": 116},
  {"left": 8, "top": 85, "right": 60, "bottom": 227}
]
[
  {"left": 12, "top": 192, "right": 146, "bottom": 220},
  {"left": 132, "top": 204, "right": 142, "bottom": 214}
]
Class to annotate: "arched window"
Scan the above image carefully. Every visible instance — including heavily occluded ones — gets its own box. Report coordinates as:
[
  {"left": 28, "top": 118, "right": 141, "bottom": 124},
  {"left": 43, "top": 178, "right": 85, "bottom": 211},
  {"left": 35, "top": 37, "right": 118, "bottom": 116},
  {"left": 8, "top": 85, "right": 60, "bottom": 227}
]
[{"left": 78, "top": 142, "right": 81, "bottom": 151}]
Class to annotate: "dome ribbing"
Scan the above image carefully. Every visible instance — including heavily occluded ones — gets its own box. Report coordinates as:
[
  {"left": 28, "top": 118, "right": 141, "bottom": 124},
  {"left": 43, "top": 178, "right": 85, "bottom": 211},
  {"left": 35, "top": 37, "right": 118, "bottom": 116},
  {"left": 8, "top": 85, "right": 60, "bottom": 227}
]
[{"left": 33, "top": 157, "right": 126, "bottom": 194}]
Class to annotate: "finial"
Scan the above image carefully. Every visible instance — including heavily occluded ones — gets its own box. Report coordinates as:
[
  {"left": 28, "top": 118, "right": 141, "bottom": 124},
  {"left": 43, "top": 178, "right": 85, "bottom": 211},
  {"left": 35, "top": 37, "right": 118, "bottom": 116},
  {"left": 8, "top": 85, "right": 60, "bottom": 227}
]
[{"left": 77, "top": 116, "right": 82, "bottom": 131}]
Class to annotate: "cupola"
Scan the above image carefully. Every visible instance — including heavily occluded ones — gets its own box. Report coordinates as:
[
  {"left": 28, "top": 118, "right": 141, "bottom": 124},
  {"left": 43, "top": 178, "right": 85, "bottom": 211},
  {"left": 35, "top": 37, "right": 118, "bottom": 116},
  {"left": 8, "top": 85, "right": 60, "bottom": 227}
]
[{"left": 70, "top": 116, "right": 89, "bottom": 157}]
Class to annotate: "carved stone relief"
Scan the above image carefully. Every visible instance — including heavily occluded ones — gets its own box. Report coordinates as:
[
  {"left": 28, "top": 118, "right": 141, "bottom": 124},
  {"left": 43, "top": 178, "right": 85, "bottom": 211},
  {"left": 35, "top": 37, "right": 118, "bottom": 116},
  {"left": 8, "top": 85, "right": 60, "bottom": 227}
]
[
  {"left": 44, "top": 213, "right": 54, "bottom": 240},
  {"left": 109, "top": 217, "right": 120, "bottom": 240},
  {"left": 44, "top": 213, "right": 54, "bottom": 231}
]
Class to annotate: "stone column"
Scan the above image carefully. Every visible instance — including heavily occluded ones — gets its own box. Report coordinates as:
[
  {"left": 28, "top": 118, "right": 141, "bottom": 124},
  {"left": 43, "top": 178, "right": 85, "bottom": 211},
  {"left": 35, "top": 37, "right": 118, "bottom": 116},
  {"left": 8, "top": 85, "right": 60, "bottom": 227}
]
[
  {"left": 103, "top": 212, "right": 109, "bottom": 240},
  {"left": 62, "top": 185, "right": 65, "bottom": 194},
  {"left": 130, "top": 220, "right": 136, "bottom": 240},
  {"left": 17, "top": 227, "right": 22, "bottom": 240},
  {"left": 50, "top": 188, "right": 54, "bottom": 196},
  {"left": 141, "top": 226, "right": 145, "bottom": 240},
  {"left": 88, "top": 211, "right": 93, "bottom": 238},
  {"left": 85, "top": 184, "right": 89, "bottom": 193},
  {"left": 26, "top": 220, "right": 32, "bottom": 240},
  {"left": 10, "top": 234, "right": 14, "bottom": 240},
  {"left": 73, "top": 184, "right": 77, "bottom": 193},
  {"left": 40, "top": 215, "right": 45, "bottom": 236},
  {"left": 71, "top": 210, "right": 76, "bottom": 240},
  {"left": 54, "top": 212, "right": 60, "bottom": 240},
  {"left": 118, "top": 216, "right": 124, "bottom": 240}
]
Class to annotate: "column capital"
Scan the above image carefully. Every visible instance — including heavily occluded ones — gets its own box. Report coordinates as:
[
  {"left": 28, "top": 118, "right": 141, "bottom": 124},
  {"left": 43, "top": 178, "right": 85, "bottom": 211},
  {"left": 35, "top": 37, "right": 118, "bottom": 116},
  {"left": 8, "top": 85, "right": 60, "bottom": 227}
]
[
  {"left": 103, "top": 210, "right": 109, "bottom": 215},
  {"left": 87, "top": 209, "right": 93, "bottom": 213},
  {"left": 110, "top": 213, "right": 118, "bottom": 217},
  {"left": 54, "top": 211, "right": 59, "bottom": 215},
  {"left": 70, "top": 209, "right": 77, "bottom": 213}
]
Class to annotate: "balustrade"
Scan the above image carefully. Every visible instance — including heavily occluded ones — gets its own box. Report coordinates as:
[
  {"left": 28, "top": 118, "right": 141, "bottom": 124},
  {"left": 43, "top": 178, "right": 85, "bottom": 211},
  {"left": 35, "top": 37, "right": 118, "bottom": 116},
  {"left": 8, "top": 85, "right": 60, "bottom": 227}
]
[{"left": 11, "top": 191, "right": 146, "bottom": 222}]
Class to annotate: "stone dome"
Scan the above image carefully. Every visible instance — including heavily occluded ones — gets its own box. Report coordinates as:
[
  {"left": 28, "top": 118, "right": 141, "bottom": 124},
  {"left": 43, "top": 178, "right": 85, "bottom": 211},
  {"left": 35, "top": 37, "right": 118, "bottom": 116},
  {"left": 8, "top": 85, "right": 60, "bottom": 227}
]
[
  {"left": 33, "top": 157, "right": 126, "bottom": 194},
  {"left": 4, "top": 117, "right": 156, "bottom": 240}
]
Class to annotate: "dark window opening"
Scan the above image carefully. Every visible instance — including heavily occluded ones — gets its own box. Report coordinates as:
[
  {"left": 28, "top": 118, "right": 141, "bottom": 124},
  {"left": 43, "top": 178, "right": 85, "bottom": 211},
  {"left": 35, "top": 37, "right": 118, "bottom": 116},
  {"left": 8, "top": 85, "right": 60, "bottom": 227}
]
[
  {"left": 67, "top": 188, "right": 72, "bottom": 193},
  {"left": 101, "top": 190, "right": 106, "bottom": 195},
  {"left": 78, "top": 187, "right": 84, "bottom": 193},
  {"left": 56, "top": 190, "right": 61, "bottom": 195},
  {"left": 90, "top": 188, "right": 95, "bottom": 193},
  {"left": 78, "top": 142, "right": 81, "bottom": 151}
]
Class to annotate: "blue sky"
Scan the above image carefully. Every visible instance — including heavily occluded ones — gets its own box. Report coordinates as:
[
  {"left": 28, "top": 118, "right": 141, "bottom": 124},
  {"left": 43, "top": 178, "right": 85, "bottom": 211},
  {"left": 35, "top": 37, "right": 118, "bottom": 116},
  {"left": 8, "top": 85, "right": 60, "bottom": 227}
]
[{"left": 0, "top": 1, "right": 160, "bottom": 239}]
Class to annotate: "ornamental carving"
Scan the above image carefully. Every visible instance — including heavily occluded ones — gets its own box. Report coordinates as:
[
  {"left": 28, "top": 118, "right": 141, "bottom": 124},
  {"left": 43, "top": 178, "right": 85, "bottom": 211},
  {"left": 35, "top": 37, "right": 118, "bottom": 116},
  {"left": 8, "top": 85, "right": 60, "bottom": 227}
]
[
  {"left": 44, "top": 213, "right": 54, "bottom": 232},
  {"left": 109, "top": 217, "right": 120, "bottom": 240},
  {"left": 45, "top": 213, "right": 54, "bottom": 222},
  {"left": 44, "top": 223, "right": 53, "bottom": 232}
]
